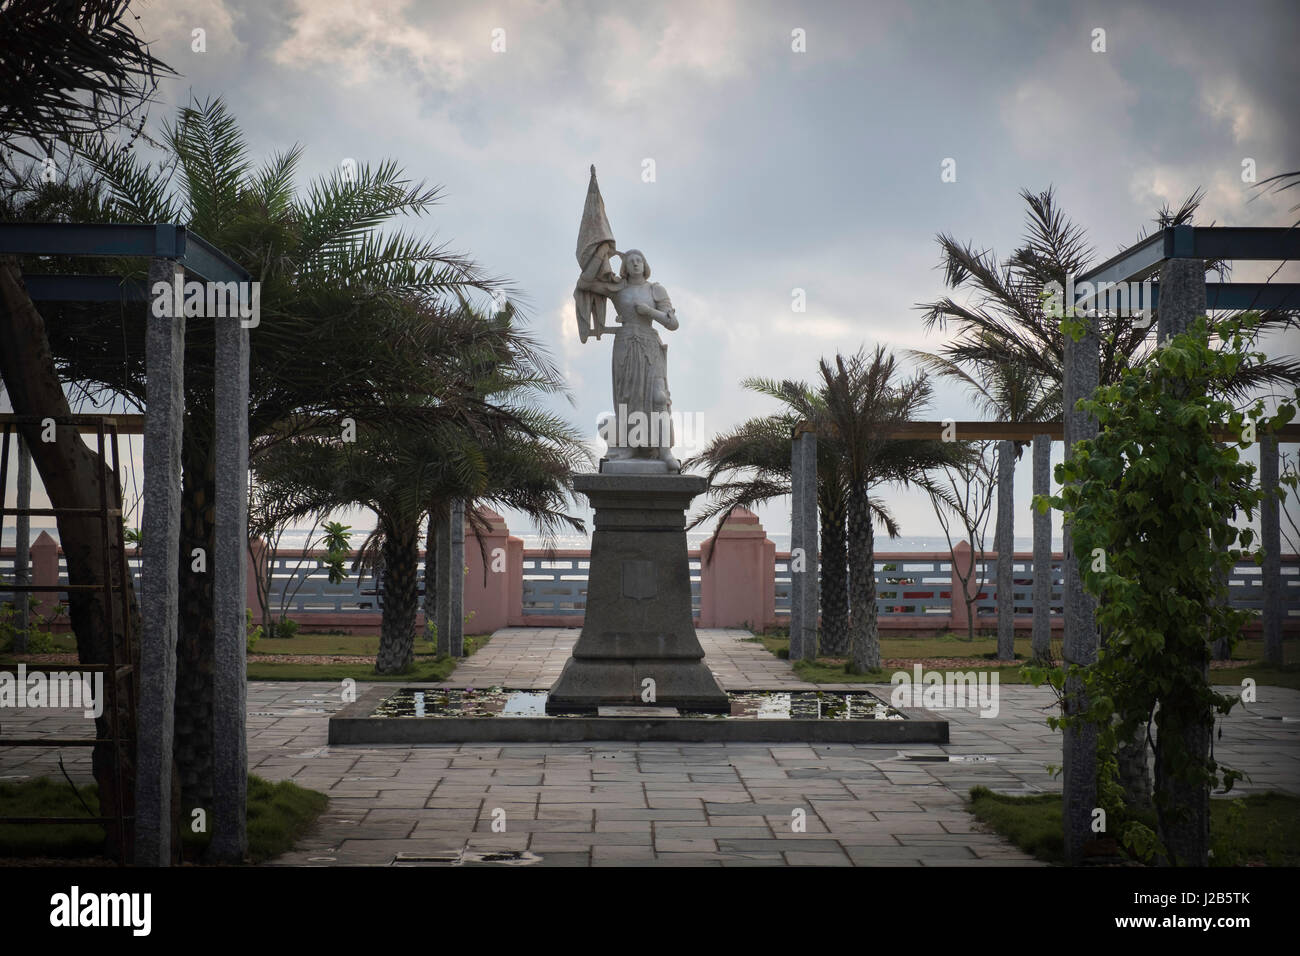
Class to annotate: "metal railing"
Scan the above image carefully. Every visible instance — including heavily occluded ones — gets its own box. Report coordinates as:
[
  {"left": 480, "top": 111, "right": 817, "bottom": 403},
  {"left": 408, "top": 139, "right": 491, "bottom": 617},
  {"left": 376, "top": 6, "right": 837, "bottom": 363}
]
[{"left": 4, "top": 547, "right": 1296, "bottom": 623}]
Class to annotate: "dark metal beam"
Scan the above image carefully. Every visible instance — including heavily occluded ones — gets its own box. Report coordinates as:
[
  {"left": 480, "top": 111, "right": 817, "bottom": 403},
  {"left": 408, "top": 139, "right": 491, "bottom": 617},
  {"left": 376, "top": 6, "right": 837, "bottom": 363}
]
[
  {"left": 1072, "top": 282, "right": 1300, "bottom": 314},
  {"left": 0, "top": 222, "right": 249, "bottom": 283},
  {"left": 1075, "top": 229, "right": 1168, "bottom": 289},
  {"left": 179, "top": 230, "right": 250, "bottom": 284},
  {"left": 22, "top": 274, "right": 150, "bottom": 302},
  {"left": 1186, "top": 226, "right": 1300, "bottom": 262},
  {"left": 1076, "top": 226, "right": 1300, "bottom": 288}
]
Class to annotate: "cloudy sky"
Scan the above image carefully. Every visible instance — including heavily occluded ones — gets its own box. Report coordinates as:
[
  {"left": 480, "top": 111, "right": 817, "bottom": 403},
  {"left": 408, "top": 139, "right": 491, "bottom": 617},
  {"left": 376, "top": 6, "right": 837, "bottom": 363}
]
[{"left": 8, "top": 0, "right": 1300, "bottom": 548}]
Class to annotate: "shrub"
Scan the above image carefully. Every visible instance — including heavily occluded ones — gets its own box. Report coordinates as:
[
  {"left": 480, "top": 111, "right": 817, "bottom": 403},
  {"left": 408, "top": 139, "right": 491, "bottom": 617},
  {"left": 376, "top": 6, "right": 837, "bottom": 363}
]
[{"left": 245, "top": 608, "right": 263, "bottom": 655}]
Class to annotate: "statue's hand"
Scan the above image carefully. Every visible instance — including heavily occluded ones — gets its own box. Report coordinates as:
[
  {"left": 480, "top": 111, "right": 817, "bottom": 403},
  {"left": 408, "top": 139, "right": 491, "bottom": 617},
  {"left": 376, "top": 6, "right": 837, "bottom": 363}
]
[{"left": 635, "top": 303, "right": 653, "bottom": 316}]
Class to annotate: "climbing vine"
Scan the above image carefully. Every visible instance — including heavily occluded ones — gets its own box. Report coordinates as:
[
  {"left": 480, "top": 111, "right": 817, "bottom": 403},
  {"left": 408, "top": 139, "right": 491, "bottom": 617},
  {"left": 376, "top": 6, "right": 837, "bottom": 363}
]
[{"left": 1030, "top": 312, "right": 1296, "bottom": 862}]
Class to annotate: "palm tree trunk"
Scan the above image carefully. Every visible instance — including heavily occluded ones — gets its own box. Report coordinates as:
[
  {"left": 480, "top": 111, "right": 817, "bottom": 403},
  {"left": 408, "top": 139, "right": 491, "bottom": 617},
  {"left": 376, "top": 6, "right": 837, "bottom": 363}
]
[
  {"left": 818, "top": 491, "right": 849, "bottom": 657},
  {"left": 995, "top": 439, "right": 1015, "bottom": 661},
  {"left": 0, "top": 258, "right": 141, "bottom": 859},
  {"left": 1031, "top": 434, "right": 1052, "bottom": 661},
  {"left": 847, "top": 478, "right": 880, "bottom": 672},
  {"left": 376, "top": 515, "right": 420, "bottom": 674}
]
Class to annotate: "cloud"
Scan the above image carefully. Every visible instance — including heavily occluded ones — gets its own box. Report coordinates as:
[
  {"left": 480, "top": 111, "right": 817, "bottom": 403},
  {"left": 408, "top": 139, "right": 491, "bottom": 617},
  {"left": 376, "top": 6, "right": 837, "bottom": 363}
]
[{"left": 272, "top": 0, "right": 470, "bottom": 88}]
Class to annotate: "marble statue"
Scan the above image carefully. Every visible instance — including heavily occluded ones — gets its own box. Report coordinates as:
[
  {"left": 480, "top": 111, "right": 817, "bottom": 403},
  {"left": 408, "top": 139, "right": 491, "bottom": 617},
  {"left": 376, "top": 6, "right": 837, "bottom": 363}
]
[{"left": 574, "top": 166, "right": 679, "bottom": 472}]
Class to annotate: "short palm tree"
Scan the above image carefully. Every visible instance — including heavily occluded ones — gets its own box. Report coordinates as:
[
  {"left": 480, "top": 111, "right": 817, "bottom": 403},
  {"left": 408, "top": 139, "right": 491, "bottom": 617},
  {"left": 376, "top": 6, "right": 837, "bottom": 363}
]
[
  {"left": 253, "top": 305, "right": 592, "bottom": 673},
  {"left": 817, "top": 347, "right": 968, "bottom": 672},
  {"left": 908, "top": 349, "right": 1055, "bottom": 659},
  {"left": 688, "top": 348, "right": 967, "bottom": 668},
  {"left": 685, "top": 380, "right": 852, "bottom": 656}
]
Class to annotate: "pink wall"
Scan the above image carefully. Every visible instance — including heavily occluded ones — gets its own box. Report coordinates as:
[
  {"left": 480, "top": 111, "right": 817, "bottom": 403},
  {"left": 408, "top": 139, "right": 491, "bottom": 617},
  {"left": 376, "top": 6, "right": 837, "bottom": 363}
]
[
  {"left": 699, "top": 507, "right": 777, "bottom": 629},
  {"left": 464, "top": 507, "right": 522, "bottom": 632}
]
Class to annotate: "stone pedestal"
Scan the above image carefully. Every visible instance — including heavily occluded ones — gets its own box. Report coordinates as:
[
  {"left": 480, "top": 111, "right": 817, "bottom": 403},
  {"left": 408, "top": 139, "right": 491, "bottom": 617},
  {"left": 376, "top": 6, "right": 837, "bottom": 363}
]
[{"left": 546, "top": 473, "right": 729, "bottom": 712}]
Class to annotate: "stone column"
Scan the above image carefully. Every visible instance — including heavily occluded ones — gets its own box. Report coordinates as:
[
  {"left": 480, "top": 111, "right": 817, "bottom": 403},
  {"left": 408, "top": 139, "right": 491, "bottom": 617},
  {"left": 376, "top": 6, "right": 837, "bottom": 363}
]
[
  {"left": 789, "top": 428, "right": 819, "bottom": 660},
  {"left": 211, "top": 316, "right": 249, "bottom": 862},
  {"left": 1031, "top": 434, "right": 1052, "bottom": 661},
  {"left": 1156, "top": 252, "right": 1210, "bottom": 865},
  {"left": 433, "top": 500, "right": 451, "bottom": 655},
  {"left": 995, "top": 439, "right": 1015, "bottom": 660},
  {"left": 135, "top": 258, "right": 185, "bottom": 867},
  {"left": 14, "top": 433, "right": 30, "bottom": 650},
  {"left": 448, "top": 498, "right": 465, "bottom": 657},
  {"left": 1061, "top": 312, "right": 1099, "bottom": 866},
  {"left": 1261, "top": 434, "right": 1282, "bottom": 666}
]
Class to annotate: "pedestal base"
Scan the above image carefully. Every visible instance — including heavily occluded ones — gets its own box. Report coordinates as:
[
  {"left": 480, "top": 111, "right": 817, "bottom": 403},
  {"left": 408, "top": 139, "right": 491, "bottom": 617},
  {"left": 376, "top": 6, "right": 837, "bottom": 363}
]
[{"left": 546, "top": 473, "right": 729, "bottom": 713}]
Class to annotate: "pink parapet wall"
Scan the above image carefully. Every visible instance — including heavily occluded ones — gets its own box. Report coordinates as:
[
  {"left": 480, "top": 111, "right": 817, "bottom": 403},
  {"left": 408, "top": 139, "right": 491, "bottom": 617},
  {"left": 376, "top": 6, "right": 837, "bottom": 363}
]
[
  {"left": 463, "top": 506, "right": 523, "bottom": 633},
  {"left": 699, "top": 507, "right": 777, "bottom": 629}
]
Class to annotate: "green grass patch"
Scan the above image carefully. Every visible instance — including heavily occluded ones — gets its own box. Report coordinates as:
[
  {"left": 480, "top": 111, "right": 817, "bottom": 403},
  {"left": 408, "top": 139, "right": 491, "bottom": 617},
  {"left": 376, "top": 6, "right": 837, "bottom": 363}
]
[
  {"left": 0, "top": 774, "right": 328, "bottom": 863},
  {"left": 968, "top": 787, "right": 1300, "bottom": 866},
  {"left": 183, "top": 775, "right": 329, "bottom": 863},
  {"left": 245, "top": 632, "right": 491, "bottom": 682},
  {"left": 745, "top": 630, "right": 1299, "bottom": 686},
  {"left": 968, "top": 787, "right": 1065, "bottom": 862},
  {"left": 1210, "top": 663, "right": 1300, "bottom": 692}
]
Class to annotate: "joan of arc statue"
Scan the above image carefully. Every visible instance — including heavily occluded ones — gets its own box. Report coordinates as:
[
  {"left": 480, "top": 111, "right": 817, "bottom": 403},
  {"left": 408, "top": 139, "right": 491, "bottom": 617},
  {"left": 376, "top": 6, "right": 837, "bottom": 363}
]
[{"left": 573, "top": 166, "right": 679, "bottom": 471}]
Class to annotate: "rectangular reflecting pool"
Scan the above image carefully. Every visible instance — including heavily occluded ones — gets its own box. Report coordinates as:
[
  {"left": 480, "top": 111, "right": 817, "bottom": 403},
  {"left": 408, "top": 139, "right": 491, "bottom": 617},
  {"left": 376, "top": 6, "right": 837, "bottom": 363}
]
[
  {"left": 329, "top": 686, "right": 947, "bottom": 744},
  {"left": 371, "top": 688, "right": 905, "bottom": 721}
]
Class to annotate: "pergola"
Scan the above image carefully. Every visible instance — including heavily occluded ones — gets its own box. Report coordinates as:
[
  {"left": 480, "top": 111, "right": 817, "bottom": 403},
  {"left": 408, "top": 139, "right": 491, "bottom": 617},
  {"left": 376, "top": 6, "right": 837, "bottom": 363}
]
[
  {"left": 0, "top": 221, "right": 252, "bottom": 866},
  {"left": 785, "top": 224, "right": 1300, "bottom": 866}
]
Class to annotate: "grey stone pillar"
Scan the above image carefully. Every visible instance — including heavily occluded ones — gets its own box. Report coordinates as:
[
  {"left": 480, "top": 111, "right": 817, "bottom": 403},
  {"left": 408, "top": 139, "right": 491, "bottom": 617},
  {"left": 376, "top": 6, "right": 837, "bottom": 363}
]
[
  {"left": 1157, "top": 257, "right": 1205, "bottom": 342},
  {"left": 449, "top": 498, "right": 465, "bottom": 657},
  {"left": 1157, "top": 253, "right": 1210, "bottom": 866},
  {"left": 210, "top": 315, "right": 249, "bottom": 862},
  {"left": 1262, "top": 434, "right": 1282, "bottom": 666},
  {"left": 135, "top": 258, "right": 185, "bottom": 866},
  {"left": 1031, "top": 434, "right": 1052, "bottom": 661},
  {"left": 434, "top": 500, "right": 451, "bottom": 656},
  {"left": 14, "top": 433, "right": 30, "bottom": 651},
  {"left": 1062, "top": 315, "right": 1099, "bottom": 866},
  {"left": 790, "top": 427, "right": 818, "bottom": 661},
  {"left": 995, "top": 439, "right": 1015, "bottom": 661}
]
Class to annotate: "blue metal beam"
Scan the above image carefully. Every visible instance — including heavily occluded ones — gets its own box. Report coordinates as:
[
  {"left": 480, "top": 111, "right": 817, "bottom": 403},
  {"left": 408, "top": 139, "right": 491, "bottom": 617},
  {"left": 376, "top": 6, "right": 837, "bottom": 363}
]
[
  {"left": 178, "top": 229, "right": 250, "bottom": 284},
  {"left": 1070, "top": 282, "right": 1300, "bottom": 314},
  {"left": 1075, "top": 229, "right": 1168, "bottom": 289},
  {"left": 1076, "top": 226, "right": 1300, "bottom": 288},
  {"left": 1186, "top": 227, "right": 1300, "bottom": 262},
  {"left": 0, "top": 222, "right": 249, "bottom": 283},
  {"left": 22, "top": 274, "right": 150, "bottom": 302}
]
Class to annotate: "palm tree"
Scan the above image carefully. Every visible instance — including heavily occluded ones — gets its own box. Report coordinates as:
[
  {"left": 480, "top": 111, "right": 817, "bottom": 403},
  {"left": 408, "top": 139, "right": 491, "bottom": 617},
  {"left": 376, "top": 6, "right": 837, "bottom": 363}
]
[
  {"left": 0, "top": 0, "right": 174, "bottom": 160},
  {"left": 914, "top": 187, "right": 1300, "bottom": 662},
  {"left": 253, "top": 305, "right": 591, "bottom": 674},
  {"left": 917, "top": 186, "right": 1298, "bottom": 408},
  {"left": 817, "top": 347, "right": 967, "bottom": 672},
  {"left": 3, "top": 97, "right": 522, "bottom": 811},
  {"left": 908, "top": 351, "right": 1054, "bottom": 659},
  {"left": 690, "top": 349, "right": 966, "bottom": 669},
  {"left": 685, "top": 381, "right": 852, "bottom": 656}
]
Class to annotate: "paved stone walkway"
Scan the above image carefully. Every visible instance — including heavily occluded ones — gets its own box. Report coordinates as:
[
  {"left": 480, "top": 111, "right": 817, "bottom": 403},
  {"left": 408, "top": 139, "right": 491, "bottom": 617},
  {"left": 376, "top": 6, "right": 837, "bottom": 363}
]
[{"left": 2, "top": 627, "right": 1296, "bottom": 866}]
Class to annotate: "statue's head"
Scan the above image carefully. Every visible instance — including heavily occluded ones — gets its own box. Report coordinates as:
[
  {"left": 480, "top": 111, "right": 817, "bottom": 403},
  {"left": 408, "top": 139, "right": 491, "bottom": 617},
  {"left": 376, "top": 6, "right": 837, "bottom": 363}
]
[{"left": 618, "top": 249, "right": 649, "bottom": 280}]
